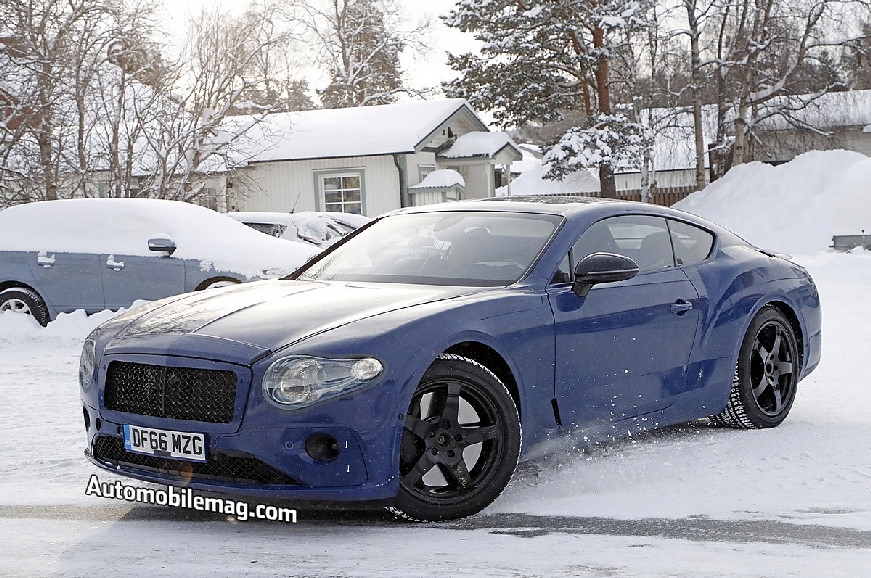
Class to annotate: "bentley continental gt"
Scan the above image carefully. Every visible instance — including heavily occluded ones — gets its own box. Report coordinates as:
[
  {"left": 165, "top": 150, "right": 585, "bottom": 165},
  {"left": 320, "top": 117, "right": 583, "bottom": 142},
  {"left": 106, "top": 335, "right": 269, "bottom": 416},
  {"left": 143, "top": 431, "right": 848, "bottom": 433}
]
[{"left": 80, "top": 197, "right": 821, "bottom": 521}]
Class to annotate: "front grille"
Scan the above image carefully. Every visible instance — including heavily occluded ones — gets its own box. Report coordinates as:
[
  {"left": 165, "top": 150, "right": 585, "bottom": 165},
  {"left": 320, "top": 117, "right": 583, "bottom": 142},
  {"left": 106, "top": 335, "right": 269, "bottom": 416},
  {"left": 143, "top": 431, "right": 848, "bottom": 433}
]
[
  {"left": 92, "top": 436, "right": 299, "bottom": 486},
  {"left": 104, "top": 361, "right": 237, "bottom": 424}
]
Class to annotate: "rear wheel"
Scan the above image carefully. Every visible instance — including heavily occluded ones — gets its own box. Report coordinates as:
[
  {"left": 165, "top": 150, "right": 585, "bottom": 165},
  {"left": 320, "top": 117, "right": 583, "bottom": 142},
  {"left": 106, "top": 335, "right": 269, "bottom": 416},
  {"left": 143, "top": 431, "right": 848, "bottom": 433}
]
[
  {"left": 714, "top": 307, "right": 799, "bottom": 429},
  {"left": 390, "top": 354, "right": 521, "bottom": 521},
  {"left": 0, "top": 287, "right": 50, "bottom": 326}
]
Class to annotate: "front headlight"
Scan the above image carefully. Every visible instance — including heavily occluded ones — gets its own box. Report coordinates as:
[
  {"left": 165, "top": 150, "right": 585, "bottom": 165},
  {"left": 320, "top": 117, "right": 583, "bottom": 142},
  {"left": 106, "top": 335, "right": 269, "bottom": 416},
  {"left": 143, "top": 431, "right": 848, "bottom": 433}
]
[
  {"left": 79, "top": 338, "right": 97, "bottom": 389},
  {"left": 262, "top": 355, "right": 383, "bottom": 409}
]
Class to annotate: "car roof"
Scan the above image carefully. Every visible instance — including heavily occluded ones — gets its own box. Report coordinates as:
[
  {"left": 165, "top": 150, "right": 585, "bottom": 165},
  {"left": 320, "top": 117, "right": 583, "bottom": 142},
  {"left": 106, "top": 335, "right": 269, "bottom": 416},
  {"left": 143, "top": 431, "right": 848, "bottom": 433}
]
[
  {"left": 395, "top": 196, "right": 609, "bottom": 216},
  {"left": 392, "top": 196, "right": 744, "bottom": 242}
]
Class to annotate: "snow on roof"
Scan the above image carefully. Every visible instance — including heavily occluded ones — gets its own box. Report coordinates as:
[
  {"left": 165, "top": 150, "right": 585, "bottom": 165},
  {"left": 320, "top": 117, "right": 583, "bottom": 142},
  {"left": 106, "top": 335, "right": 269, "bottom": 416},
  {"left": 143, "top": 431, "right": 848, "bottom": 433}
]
[
  {"left": 753, "top": 90, "right": 871, "bottom": 131},
  {"left": 510, "top": 144, "right": 543, "bottom": 174},
  {"left": 0, "top": 198, "right": 317, "bottom": 277},
  {"left": 496, "top": 160, "right": 599, "bottom": 197},
  {"left": 409, "top": 169, "right": 465, "bottom": 189},
  {"left": 231, "top": 99, "right": 486, "bottom": 163},
  {"left": 439, "top": 131, "right": 518, "bottom": 159}
]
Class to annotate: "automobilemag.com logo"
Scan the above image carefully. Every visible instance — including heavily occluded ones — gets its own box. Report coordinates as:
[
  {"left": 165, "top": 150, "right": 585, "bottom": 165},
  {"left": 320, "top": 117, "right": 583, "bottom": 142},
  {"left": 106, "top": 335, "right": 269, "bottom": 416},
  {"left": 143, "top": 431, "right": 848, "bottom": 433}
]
[{"left": 85, "top": 474, "right": 297, "bottom": 523}]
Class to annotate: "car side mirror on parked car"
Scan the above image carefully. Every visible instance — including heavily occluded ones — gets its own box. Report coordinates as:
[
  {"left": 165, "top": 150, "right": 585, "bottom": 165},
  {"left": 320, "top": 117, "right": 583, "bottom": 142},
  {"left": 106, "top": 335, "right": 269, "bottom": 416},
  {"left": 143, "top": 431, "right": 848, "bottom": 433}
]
[
  {"left": 573, "top": 252, "right": 639, "bottom": 297},
  {"left": 148, "top": 237, "right": 177, "bottom": 256}
]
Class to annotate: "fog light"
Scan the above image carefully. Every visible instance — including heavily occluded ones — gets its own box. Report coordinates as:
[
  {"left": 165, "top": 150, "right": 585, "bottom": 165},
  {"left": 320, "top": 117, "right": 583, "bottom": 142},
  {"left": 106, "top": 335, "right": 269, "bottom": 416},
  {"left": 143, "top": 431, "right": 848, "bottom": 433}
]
[
  {"left": 83, "top": 407, "right": 90, "bottom": 431},
  {"left": 305, "top": 434, "right": 340, "bottom": 463}
]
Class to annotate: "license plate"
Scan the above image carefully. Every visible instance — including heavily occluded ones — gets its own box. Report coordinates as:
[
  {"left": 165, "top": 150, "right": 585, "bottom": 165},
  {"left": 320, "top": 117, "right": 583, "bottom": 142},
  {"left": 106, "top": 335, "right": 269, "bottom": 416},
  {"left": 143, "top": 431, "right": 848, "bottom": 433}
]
[{"left": 123, "top": 424, "right": 206, "bottom": 463}]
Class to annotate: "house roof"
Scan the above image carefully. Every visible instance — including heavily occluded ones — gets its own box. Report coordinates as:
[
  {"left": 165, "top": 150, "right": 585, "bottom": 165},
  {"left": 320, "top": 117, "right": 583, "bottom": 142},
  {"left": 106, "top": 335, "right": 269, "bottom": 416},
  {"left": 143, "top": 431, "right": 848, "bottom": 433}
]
[{"left": 233, "top": 99, "right": 489, "bottom": 163}]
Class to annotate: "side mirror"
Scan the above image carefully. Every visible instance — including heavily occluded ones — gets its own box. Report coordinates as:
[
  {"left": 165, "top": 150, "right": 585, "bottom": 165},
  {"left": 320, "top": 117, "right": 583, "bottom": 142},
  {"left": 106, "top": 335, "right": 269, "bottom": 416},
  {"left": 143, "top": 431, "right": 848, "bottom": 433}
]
[
  {"left": 148, "top": 237, "right": 177, "bottom": 256},
  {"left": 573, "top": 252, "right": 639, "bottom": 297}
]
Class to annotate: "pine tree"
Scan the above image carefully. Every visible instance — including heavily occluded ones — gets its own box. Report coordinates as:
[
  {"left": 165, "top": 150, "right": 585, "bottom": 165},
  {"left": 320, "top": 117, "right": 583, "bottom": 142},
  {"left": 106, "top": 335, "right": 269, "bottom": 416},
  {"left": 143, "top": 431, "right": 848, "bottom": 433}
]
[{"left": 443, "top": 0, "right": 653, "bottom": 198}]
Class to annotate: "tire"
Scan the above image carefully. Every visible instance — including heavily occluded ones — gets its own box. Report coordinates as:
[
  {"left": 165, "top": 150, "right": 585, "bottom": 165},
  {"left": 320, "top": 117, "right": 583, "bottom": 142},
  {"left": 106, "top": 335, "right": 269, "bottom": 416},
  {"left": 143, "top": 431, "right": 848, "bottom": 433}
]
[
  {"left": 0, "top": 287, "right": 50, "bottom": 327},
  {"left": 390, "top": 354, "right": 521, "bottom": 521},
  {"left": 714, "top": 307, "right": 799, "bottom": 429}
]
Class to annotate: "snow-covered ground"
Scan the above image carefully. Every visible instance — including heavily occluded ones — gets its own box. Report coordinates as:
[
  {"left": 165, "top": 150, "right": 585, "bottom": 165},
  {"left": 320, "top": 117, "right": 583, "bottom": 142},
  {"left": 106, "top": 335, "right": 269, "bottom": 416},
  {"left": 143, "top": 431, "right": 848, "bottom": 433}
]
[{"left": 2, "top": 151, "right": 871, "bottom": 576}]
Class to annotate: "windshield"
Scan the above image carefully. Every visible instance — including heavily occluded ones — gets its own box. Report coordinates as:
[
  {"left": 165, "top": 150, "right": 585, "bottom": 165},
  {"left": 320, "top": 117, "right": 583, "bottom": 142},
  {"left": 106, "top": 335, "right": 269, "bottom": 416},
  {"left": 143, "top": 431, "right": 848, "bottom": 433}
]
[{"left": 299, "top": 211, "right": 562, "bottom": 286}]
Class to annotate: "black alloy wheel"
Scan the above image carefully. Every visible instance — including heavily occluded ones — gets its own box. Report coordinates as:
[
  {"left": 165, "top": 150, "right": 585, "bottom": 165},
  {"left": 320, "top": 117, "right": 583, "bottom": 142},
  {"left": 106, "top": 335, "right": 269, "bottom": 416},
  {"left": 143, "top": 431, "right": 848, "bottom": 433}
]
[
  {"left": 391, "top": 354, "right": 521, "bottom": 521},
  {"left": 715, "top": 307, "right": 799, "bottom": 429}
]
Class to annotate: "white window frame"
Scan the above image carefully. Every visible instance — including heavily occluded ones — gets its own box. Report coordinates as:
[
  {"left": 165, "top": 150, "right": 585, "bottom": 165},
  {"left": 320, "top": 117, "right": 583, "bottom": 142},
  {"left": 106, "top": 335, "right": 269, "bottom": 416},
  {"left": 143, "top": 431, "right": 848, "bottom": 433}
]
[{"left": 314, "top": 169, "right": 366, "bottom": 214}]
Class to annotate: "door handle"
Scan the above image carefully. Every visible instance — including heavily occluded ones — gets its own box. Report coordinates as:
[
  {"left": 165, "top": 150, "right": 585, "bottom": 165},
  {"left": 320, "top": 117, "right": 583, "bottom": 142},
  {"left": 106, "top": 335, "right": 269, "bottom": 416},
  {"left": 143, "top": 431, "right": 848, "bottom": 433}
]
[
  {"left": 670, "top": 299, "right": 693, "bottom": 315},
  {"left": 105, "top": 255, "right": 125, "bottom": 271},
  {"left": 37, "top": 252, "right": 56, "bottom": 268}
]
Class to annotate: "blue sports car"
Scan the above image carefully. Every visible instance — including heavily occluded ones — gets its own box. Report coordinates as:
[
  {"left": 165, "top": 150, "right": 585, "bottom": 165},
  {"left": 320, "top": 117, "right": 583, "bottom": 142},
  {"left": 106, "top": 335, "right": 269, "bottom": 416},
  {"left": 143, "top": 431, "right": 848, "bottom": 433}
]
[{"left": 80, "top": 197, "right": 821, "bottom": 521}]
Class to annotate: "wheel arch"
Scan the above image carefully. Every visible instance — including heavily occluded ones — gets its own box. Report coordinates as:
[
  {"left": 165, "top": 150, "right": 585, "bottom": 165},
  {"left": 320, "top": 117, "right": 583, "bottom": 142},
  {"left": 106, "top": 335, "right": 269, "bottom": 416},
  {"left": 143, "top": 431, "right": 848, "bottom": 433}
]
[
  {"left": 762, "top": 300, "right": 805, "bottom": 368},
  {"left": 194, "top": 276, "right": 243, "bottom": 291},
  {"left": 442, "top": 341, "right": 521, "bottom": 420},
  {"left": 0, "top": 280, "right": 41, "bottom": 295}
]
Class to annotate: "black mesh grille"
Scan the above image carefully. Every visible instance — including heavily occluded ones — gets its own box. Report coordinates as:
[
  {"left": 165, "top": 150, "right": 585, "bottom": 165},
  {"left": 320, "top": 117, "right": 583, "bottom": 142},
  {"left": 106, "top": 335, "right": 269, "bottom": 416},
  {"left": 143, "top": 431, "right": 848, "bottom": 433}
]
[
  {"left": 104, "top": 361, "right": 237, "bottom": 424},
  {"left": 92, "top": 436, "right": 299, "bottom": 486}
]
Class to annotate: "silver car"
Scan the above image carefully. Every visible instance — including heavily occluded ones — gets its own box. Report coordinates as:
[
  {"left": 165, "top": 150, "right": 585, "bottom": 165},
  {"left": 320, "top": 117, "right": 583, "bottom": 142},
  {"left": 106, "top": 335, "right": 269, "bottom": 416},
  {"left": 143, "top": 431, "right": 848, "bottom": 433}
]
[{"left": 0, "top": 198, "right": 317, "bottom": 325}]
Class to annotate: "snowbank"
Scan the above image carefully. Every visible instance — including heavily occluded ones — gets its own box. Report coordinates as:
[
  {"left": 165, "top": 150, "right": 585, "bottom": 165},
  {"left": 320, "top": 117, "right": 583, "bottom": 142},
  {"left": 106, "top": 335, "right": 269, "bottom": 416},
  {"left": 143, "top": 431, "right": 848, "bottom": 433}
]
[
  {"left": 674, "top": 150, "right": 869, "bottom": 254},
  {"left": 0, "top": 301, "right": 147, "bottom": 342},
  {"left": 497, "top": 162, "right": 600, "bottom": 197}
]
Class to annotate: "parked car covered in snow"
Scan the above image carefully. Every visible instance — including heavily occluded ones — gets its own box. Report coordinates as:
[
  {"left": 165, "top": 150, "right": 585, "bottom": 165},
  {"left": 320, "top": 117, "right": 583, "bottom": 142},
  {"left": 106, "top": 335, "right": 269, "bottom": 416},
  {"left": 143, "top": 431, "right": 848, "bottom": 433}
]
[
  {"left": 80, "top": 197, "right": 821, "bottom": 521},
  {"left": 0, "top": 198, "right": 318, "bottom": 325},
  {"left": 228, "top": 211, "right": 371, "bottom": 248}
]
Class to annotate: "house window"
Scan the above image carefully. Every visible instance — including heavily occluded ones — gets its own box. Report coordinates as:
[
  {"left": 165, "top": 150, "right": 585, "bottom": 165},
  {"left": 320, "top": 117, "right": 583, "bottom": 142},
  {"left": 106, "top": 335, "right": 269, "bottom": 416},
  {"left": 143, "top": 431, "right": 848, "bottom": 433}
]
[
  {"left": 319, "top": 172, "right": 363, "bottom": 214},
  {"left": 418, "top": 164, "right": 435, "bottom": 182}
]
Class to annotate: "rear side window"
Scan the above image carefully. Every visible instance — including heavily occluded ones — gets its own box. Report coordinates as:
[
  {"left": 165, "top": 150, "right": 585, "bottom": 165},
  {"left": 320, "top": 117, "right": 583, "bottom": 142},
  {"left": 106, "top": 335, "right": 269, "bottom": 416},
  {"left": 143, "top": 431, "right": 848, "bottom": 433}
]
[{"left": 668, "top": 219, "right": 714, "bottom": 265}]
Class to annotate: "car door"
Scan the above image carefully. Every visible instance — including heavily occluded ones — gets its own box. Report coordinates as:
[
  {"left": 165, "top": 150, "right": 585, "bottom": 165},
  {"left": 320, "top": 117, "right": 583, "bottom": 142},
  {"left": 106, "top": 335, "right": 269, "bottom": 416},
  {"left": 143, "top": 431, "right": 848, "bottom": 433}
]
[
  {"left": 100, "top": 251, "right": 185, "bottom": 310},
  {"left": 27, "top": 250, "right": 105, "bottom": 313},
  {"left": 547, "top": 215, "right": 701, "bottom": 426}
]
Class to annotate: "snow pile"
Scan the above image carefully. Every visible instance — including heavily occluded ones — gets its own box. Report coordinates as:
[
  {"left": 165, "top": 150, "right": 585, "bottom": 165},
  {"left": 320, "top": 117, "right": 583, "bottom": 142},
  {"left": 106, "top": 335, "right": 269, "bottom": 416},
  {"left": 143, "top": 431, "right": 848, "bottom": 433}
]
[
  {"left": 497, "top": 161, "right": 600, "bottom": 196},
  {"left": 0, "top": 198, "right": 318, "bottom": 277},
  {"left": 0, "top": 301, "right": 148, "bottom": 342},
  {"left": 675, "top": 150, "right": 870, "bottom": 254}
]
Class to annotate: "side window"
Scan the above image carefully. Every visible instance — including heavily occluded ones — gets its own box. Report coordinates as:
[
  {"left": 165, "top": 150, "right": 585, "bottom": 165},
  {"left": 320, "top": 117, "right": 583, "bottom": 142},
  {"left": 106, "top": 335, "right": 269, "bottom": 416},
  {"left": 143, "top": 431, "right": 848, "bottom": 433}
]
[
  {"left": 584, "top": 215, "right": 675, "bottom": 272},
  {"left": 551, "top": 214, "right": 675, "bottom": 283},
  {"left": 668, "top": 219, "right": 714, "bottom": 265}
]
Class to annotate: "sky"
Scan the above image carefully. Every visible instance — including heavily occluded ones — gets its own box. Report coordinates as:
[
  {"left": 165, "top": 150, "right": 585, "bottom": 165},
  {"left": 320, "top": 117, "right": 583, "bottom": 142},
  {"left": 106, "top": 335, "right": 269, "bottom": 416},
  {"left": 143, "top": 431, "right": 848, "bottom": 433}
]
[{"left": 160, "top": 0, "right": 479, "bottom": 98}]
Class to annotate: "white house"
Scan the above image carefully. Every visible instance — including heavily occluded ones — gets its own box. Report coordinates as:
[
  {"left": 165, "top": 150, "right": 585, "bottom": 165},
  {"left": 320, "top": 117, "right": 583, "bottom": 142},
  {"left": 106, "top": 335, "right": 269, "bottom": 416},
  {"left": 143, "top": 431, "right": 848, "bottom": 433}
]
[{"left": 226, "top": 99, "right": 522, "bottom": 217}]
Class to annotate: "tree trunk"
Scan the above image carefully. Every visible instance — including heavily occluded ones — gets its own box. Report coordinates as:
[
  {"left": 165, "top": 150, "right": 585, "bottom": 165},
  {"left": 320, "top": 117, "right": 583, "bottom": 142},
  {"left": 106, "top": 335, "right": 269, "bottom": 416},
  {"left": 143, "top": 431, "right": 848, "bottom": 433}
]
[
  {"left": 685, "top": 1, "right": 707, "bottom": 191},
  {"left": 599, "top": 163, "right": 617, "bottom": 199},
  {"left": 593, "top": 25, "right": 616, "bottom": 199}
]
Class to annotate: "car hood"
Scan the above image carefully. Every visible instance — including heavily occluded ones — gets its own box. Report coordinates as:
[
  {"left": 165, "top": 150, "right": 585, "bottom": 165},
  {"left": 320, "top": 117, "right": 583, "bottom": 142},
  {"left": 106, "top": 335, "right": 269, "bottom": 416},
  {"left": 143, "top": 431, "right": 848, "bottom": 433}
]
[{"left": 101, "top": 279, "right": 485, "bottom": 362}]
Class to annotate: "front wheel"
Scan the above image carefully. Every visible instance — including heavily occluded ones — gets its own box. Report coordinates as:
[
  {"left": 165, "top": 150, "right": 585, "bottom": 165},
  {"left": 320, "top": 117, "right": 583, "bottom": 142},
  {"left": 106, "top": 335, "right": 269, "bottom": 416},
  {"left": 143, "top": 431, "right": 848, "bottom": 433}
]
[
  {"left": 0, "top": 287, "right": 50, "bottom": 326},
  {"left": 390, "top": 354, "right": 521, "bottom": 521},
  {"left": 714, "top": 307, "right": 800, "bottom": 429}
]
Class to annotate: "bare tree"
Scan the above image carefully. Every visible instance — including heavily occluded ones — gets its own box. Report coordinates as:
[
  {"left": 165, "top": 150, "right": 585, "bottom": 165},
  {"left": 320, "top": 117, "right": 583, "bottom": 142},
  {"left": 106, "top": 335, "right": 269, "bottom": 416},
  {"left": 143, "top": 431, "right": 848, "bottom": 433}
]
[
  {"left": 287, "top": 0, "right": 428, "bottom": 108},
  {"left": 687, "top": 0, "right": 871, "bottom": 176},
  {"left": 0, "top": 0, "right": 113, "bottom": 203},
  {"left": 137, "top": 2, "right": 294, "bottom": 201}
]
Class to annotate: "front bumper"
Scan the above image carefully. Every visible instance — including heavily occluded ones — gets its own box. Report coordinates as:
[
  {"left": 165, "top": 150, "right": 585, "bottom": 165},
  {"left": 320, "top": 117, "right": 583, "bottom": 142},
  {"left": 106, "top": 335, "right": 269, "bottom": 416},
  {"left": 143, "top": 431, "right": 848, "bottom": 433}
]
[{"left": 81, "top": 352, "right": 407, "bottom": 502}]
